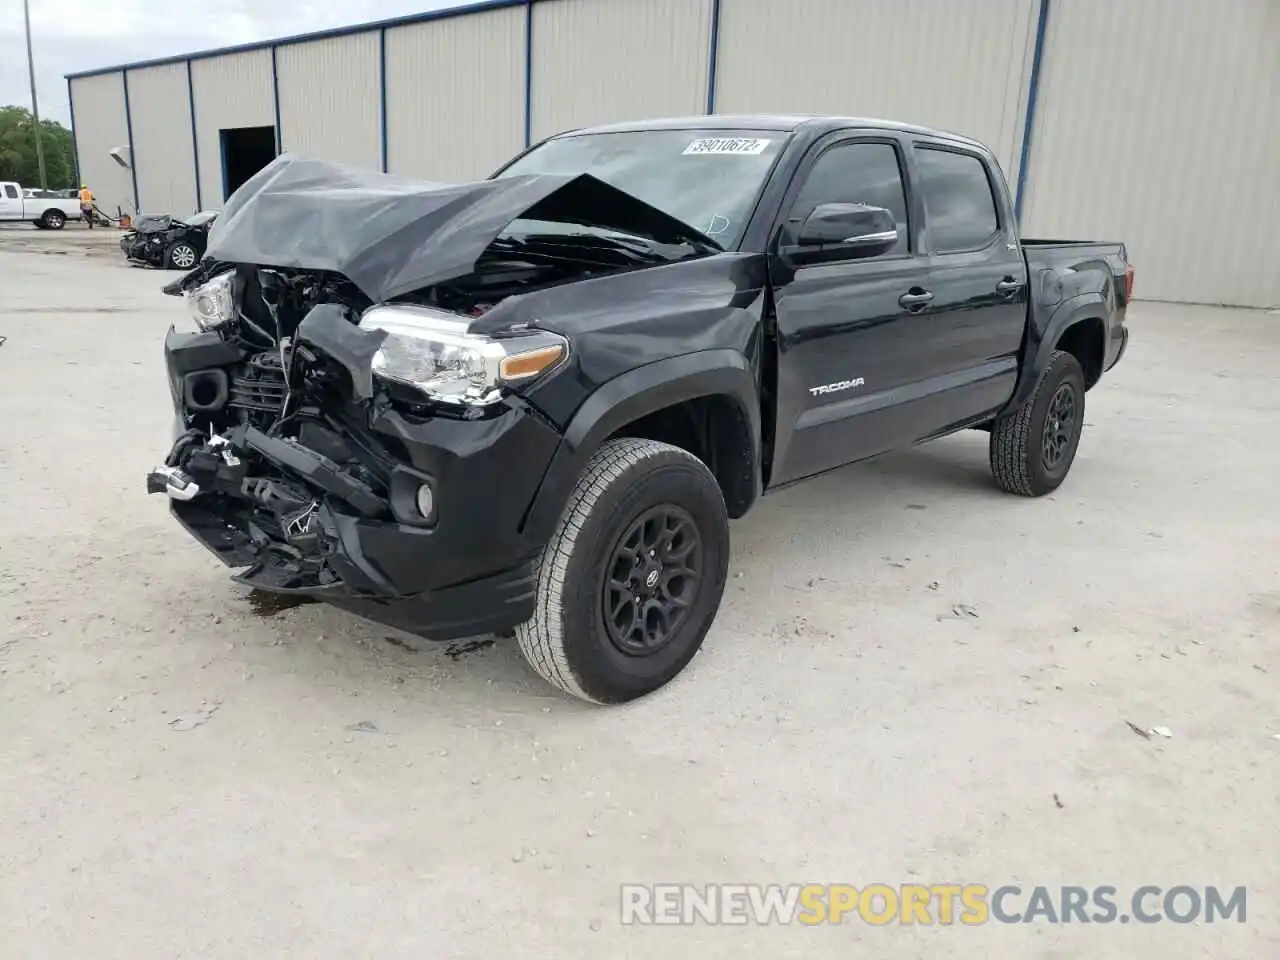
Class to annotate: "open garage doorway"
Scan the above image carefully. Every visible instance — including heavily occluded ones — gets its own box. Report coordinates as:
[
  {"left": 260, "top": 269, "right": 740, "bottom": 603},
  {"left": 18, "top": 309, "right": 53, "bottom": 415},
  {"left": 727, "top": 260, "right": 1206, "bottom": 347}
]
[{"left": 219, "top": 126, "right": 277, "bottom": 200}]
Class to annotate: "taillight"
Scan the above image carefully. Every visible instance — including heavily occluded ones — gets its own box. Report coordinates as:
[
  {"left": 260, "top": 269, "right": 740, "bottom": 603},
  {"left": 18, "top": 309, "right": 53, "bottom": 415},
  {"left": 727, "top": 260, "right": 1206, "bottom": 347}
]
[{"left": 1124, "top": 264, "right": 1135, "bottom": 301}]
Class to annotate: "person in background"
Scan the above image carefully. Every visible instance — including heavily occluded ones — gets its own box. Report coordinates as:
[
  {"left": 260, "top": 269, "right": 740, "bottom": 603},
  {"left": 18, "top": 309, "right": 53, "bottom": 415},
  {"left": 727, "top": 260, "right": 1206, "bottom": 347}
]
[{"left": 78, "top": 184, "right": 94, "bottom": 229}]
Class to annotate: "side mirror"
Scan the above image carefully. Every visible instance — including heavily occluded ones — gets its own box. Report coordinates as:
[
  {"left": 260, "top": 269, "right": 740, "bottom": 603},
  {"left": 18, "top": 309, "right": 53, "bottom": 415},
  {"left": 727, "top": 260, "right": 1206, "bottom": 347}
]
[{"left": 789, "top": 203, "right": 899, "bottom": 262}]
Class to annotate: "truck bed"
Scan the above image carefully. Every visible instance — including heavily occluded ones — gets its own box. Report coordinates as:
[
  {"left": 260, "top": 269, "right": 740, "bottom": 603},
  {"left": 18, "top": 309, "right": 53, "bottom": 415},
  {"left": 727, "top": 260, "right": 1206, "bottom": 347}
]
[
  {"left": 1021, "top": 237, "right": 1132, "bottom": 384},
  {"left": 1022, "top": 237, "right": 1130, "bottom": 303}
]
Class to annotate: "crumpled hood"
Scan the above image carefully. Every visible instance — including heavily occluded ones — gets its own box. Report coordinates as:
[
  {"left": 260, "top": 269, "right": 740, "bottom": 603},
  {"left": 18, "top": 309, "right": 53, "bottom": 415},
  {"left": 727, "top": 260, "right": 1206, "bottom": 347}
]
[
  {"left": 203, "top": 153, "right": 718, "bottom": 303},
  {"left": 133, "top": 215, "right": 175, "bottom": 234}
]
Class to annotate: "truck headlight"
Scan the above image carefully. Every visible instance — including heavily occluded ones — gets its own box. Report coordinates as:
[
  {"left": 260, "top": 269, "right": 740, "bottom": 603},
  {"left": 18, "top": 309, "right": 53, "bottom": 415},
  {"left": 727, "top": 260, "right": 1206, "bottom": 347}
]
[
  {"left": 184, "top": 272, "right": 238, "bottom": 332},
  {"left": 359, "top": 305, "right": 567, "bottom": 406}
]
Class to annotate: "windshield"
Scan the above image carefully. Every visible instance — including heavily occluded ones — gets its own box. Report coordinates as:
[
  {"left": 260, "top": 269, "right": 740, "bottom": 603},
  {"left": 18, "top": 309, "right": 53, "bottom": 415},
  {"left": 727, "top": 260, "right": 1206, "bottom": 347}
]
[
  {"left": 185, "top": 211, "right": 217, "bottom": 227},
  {"left": 496, "top": 128, "right": 787, "bottom": 250}
]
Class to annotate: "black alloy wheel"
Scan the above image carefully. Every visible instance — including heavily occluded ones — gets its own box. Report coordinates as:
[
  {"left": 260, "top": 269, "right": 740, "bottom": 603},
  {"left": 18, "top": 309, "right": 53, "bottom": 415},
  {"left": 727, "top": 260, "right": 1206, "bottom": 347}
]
[
  {"left": 603, "top": 505, "right": 703, "bottom": 656},
  {"left": 1040, "top": 382, "right": 1078, "bottom": 472}
]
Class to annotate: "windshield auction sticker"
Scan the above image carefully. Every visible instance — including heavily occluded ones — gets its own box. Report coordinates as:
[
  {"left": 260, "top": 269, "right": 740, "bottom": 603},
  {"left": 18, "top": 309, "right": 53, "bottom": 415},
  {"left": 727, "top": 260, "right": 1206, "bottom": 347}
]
[{"left": 683, "top": 137, "right": 773, "bottom": 156}]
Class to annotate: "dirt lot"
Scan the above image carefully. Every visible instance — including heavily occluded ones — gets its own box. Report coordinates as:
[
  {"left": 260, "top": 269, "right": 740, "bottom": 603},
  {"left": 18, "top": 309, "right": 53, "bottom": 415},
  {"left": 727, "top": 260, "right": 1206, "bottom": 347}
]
[{"left": 1, "top": 235, "right": 1277, "bottom": 958}]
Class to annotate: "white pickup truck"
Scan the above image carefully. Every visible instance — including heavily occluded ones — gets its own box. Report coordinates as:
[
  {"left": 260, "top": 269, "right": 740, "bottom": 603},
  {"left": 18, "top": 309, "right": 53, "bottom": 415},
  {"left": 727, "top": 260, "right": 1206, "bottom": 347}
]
[{"left": 0, "top": 182, "right": 84, "bottom": 230}]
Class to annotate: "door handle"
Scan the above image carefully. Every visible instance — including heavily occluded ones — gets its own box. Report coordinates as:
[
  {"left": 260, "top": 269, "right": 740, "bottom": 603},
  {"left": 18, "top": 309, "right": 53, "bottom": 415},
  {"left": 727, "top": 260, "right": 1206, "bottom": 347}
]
[
  {"left": 898, "top": 289, "right": 934, "bottom": 310},
  {"left": 996, "top": 278, "right": 1025, "bottom": 295}
]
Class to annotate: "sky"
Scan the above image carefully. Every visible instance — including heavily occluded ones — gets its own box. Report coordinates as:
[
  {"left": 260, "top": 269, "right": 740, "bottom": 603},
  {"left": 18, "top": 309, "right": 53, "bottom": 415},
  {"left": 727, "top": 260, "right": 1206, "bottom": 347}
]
[{"left": 0, "top": 0, "right": 461, "bottom": 126}]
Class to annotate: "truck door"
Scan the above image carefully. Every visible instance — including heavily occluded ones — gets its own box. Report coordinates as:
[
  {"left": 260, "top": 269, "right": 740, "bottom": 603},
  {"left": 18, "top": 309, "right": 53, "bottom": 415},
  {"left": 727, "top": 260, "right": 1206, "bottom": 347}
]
[
  {"left": 0, "top": 183, "right": 23, "bottom": 220},
  {"left": 767, "top": 134, "right": 933, "bottom": 486},
  {"left": 907, "top": 141, "right": 1027, "bottom": 421}
]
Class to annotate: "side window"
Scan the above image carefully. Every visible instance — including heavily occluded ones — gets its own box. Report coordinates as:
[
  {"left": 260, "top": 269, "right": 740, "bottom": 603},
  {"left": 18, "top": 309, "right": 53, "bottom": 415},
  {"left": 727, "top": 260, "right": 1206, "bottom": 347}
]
[
  {"left": 3, "top": 184, "right": 19, "bottom": 200},
  {"left": 790, "top": 142, "right": 909, "bottom": 255},
  {"left": 915, "top": 147, "right": 1000, "bottom": 253}
]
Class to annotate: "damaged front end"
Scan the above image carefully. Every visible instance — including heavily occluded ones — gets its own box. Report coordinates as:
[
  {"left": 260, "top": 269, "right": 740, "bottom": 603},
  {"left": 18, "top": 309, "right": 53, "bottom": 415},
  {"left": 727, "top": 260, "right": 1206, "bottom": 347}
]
[
  {"left": 149, "top": 271, "right": 568, "bottom": 639},
  {"left": 146, "top": 154, "right": 720, "bottom": 638}
]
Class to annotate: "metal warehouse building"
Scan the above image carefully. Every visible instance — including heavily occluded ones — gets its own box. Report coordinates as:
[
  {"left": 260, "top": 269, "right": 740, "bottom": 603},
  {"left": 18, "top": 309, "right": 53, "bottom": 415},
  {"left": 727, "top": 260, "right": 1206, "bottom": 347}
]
[{"left": 67, "top": 0, "right": 1278, "bottom": 308}]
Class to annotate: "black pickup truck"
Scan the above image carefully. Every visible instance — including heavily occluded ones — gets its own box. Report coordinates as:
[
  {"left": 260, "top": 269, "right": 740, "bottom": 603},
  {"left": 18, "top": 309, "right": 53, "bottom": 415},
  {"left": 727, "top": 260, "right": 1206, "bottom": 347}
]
[{"left": 148, "top": 115, "right": 1131, "bottom": 704}]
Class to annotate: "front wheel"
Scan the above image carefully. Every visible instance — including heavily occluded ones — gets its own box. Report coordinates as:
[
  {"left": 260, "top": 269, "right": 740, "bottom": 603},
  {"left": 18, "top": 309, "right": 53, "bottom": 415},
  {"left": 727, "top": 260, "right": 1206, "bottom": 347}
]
[
  {"left": 989, "top": 350, "right": 1086, "bottom": 496},
  {"left": 167, "top": 243, "right": 198, "bottom": 269},
  {"left": 515, "top": 438, "right": 730, "bottom": 704}
]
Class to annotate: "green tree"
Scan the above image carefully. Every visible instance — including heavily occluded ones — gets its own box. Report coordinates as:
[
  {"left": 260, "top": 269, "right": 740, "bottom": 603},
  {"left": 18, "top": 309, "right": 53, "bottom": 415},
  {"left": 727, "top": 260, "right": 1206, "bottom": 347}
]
[{"left": 0, "top": 106, "right": 75, "bottom": 189}]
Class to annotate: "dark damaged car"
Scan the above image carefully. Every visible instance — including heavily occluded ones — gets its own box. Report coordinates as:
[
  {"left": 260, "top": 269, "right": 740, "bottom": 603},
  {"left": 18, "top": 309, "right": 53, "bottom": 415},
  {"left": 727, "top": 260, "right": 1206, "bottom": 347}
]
[
  {"left": 121, "top": 210, "right": 217, "bottom": 269},
  {"left": 149, "top": 116, "right": 1131, "bottom": 703}
]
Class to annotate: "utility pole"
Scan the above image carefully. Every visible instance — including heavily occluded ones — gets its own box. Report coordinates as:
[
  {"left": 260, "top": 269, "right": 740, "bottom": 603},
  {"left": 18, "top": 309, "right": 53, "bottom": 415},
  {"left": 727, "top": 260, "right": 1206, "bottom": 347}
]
[{"left": 23, "top": 0, "right": 49, "bottom": 189}]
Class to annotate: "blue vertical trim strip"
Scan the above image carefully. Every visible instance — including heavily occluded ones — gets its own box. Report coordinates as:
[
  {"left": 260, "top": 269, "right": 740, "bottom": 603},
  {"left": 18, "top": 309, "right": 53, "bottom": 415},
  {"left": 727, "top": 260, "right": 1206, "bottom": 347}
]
[
  {"left": 270, "top": 45, "right": 283, "bottom": 153},
  {"left": 121, "top": 70, "right": 140, "bottom": 213},
  {"left": 220, "top": 131, "right": 230, "bottom": 201},
  {"left": 523, "top": 0, "right": 534, "bottom": 147},
  {"left": 186, "top": 60, "right": 202, "bottom": 211},
  {"left": 66, "top": 77, "right": 80, "bottom": 186},
  {"left": 1015, "top": 0, "right": 1050, "bottom": 224},
  {"left": 705, "top": 0, "right": 721, "bottom": 114},
  {"left": 379, "top": 28, "right": 389, "bottom": 172}
]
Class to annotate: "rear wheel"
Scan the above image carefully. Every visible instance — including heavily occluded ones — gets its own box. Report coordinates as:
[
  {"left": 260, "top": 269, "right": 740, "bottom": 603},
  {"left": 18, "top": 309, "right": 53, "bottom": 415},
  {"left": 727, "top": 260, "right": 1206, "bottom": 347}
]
[
  {"left": 515, "top": 438, "right": 730, "bottom": 704},
  {"left": 41, "top": 210, "right": 66, "bottom": 230},
  {"left": 989, "top": 350, "right": 1086, "bottom": 496},
  {"left": 167, "top": 243, "right": 198, "bottom": 269}
]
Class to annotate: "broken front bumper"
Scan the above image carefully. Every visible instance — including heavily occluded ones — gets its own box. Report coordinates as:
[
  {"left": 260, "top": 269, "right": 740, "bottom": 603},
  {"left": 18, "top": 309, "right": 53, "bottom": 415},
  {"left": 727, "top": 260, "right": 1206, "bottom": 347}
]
[
  {"left": 149, "top": 325, "right": 562, "bottom": 640},
  {"left": 120, "top": 233, "right": 163, "bottom": 266}
]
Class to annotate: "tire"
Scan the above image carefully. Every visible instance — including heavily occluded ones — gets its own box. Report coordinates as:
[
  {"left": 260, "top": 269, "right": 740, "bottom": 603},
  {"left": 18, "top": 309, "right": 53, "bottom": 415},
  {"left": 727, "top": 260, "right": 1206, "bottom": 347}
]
[
  {"left": 167, "top": 243, "right": 198, "bottom": 270},
  {"left": 515, "top": 437, "right": 730, "bottom": 704},
  {"left": 41, "top": 210, "right": 66, "bottom": 230},
  {"left": 989, "top": 350, "right": 1086, "bottom": 496}
]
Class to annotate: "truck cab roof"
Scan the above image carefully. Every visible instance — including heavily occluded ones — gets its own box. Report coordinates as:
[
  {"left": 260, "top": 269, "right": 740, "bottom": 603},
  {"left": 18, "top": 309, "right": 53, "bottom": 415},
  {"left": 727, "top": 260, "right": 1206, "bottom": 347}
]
[{"left": 559, "top": 114, "right": 985, "bottom": 150}]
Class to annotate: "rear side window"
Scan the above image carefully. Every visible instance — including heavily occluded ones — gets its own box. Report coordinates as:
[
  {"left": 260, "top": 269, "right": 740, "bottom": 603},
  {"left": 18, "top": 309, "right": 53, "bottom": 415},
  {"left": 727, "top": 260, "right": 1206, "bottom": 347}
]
[
  {"left": 916, "top": 147, "right": 999, "bottom": 253},
  {"left": 3, "top": 184, "right": 18, "bottom": 199},
  {"left": 790, "top": 142, "right": 910, "bottom": 254}
]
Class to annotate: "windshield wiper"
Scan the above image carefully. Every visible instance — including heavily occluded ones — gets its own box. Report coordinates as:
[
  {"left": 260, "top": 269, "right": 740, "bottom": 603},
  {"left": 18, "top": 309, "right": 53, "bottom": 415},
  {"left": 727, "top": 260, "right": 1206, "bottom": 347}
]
[{"left": 594, "top": 227, "right": 722, "bottom": 258}]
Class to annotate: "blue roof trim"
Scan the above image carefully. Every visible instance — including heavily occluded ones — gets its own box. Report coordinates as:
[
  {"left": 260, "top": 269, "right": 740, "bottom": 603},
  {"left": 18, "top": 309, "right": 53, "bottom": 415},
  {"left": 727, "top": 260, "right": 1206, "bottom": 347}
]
[
  {"left": 705, "top": 0, "right": 721, "bottom": 113},
  {"left": 187, "top": 60, "right": 202, "bottom": 211},
  {"left": 271, "top": 46, "right": 283, "bottom": 152},
  {"left": 523, "top": 0, "right": 535, "bottom": 147},
  {"left": 379, "top": 28, "right": 389, "bottom": 172},
  {"left": 66, "top": 76, "right": 80, "bottom": 186},
  {"left": 64, "top": 0, "right": 531, "bottom": 80},
  {"left": 121, "top": 70, "right": 140, "bottom": 212},
  {"left": 1015, "top": 0, "right": 1051, "bottom": 223}
]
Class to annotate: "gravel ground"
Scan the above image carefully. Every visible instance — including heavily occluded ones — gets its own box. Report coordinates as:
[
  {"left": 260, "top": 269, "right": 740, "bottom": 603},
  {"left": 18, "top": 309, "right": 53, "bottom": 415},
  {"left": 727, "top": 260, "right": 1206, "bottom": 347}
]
[{"left": 1, "top": 241, "right": 1277, "bottom": 958}]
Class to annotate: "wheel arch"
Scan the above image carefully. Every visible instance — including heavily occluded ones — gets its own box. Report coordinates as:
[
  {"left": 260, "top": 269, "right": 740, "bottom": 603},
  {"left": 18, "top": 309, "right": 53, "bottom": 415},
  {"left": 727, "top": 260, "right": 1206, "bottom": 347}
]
[
  {"left": 523, "top": 350, "right": 762, "bottom": 541},
  {"left": 1008, "top": 293, "right": 1108, "bottom": 411}
]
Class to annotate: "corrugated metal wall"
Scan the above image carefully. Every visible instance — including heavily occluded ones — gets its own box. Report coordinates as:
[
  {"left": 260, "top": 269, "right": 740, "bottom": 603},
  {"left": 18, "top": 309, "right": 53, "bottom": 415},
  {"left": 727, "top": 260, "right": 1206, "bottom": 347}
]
[
  {"left": 190, "top": 50, "right": 275, "bottom": 206},
  {"left": 1021, "top": 0, "right": 1280, "bottom": 307},
  {"left": 529, "top": 0, "right": 712, "bottom": 141},
  {"left": 68, "top": 0, "right": 1279, "bottom": 305},
  {"left": 125, "top": 63, "right": 197, "bottom": 216},
  {"left": 68, "top": 72, "right": 133, "bottom": 215},
  {"left": 277, "top": 34, "right": 381, "bottom": 170},
  {"left": 385, "top": 6, "right": 527, "bottom": 181},
  {"left": 714, "top": 0, "right": 1039, "bottom": 182}
]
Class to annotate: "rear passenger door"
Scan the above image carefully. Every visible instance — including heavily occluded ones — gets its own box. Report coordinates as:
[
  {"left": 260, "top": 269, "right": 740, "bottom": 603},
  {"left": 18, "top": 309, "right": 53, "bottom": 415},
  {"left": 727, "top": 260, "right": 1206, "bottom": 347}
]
[{"left": 907, "top": 141, "right": 1028, "bottom": 426}]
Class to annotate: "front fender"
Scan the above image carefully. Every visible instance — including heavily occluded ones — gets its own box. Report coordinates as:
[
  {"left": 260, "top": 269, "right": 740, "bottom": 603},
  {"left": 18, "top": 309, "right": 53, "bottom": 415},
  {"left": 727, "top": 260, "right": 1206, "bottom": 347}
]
[{"left": 522, "top": 349, "right": 761, "bottom": 542}]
